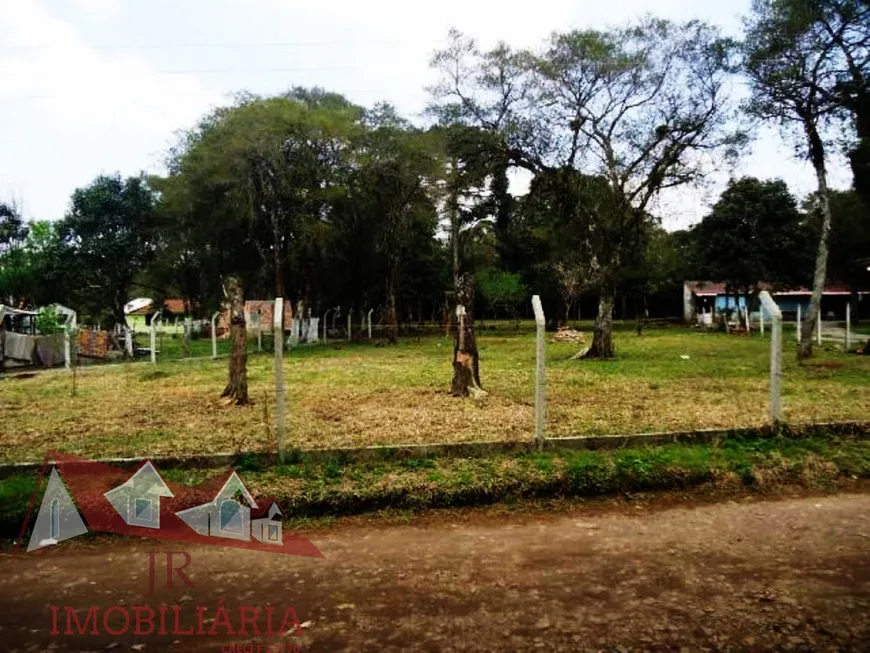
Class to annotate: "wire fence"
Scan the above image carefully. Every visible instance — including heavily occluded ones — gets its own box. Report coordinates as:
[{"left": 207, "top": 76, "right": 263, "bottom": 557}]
[{"left": 3, "top": 314, "right": 865, "bottom": 378}]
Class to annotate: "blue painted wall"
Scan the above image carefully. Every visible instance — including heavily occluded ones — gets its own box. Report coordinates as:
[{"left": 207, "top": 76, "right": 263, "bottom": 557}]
[{"left": 714, "top": 295, "right": 748, "bottom": 312}]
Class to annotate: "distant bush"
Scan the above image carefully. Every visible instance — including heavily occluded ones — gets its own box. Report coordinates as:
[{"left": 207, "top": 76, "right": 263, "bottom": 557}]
[{"left": 35, "top": 306, "right": 61, "bottom": 334}]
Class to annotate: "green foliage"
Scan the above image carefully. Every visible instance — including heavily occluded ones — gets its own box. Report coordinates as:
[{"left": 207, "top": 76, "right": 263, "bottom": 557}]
[
  {"left": 0, "top": 202, "right": 27, "bottom": 254},
  {"left": 157, "top": 93, "right": 444, "bottom": 322},
  {"left": 0, "top": 209, "right": 73, "bottom": 309},
  {"left": 430, "top": 20, "right": 742, "bottom": 347},
  {"left": 743, "top": 0, "right": 868, "bottom": 168},
  {"left": 60, "top": 175, "right": 159, "bottom": 325},
  {"left": 476, "top": 268, "right": 527, "bottom": 317},
  {"left": 402, "top": 457, "right": 436, "bottom": 470},
  {"left": 45, "top": 434, "right": 859, "bottom": 523},
  {"left": 235, "top": 452, "right": 264, "bottom": 472},
  {"left": 34, "top": 306, "right": 61, "bottom": 334},
  {"left": 0, "top": 202, "right": 30, "bottom": 305},
  {"left": 815, "top": 189, "right": 870, "bottom": 290},
  {"left": 690, "top": 177, "right": 812, "bottom": 291}
]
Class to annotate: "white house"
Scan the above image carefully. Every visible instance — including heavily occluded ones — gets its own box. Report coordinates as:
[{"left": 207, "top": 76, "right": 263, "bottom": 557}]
[
  {"left": 175, "top": 472, "right": 257, "bottom": 541},
  {"left": 104, "top": 461, "right": 174, "bottom": 529},
  {"left": 250, "top": 499, "right": 284, "bottom": 545}
]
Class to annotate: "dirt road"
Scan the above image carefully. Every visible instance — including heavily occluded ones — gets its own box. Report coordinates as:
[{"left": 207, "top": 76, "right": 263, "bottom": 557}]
[{"left": 2, "top": 492, "right": 870, "bottom": 652}]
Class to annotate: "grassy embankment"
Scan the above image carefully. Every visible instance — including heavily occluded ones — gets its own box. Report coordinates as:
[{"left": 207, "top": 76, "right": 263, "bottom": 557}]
[{"left": 3, "top": 433, "right": 870, "bottom": 538}]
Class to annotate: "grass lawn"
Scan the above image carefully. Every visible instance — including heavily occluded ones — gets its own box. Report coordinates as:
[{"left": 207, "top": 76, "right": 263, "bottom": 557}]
[{"left": 0, "top": 323, "right": 868, "bottom": 463}]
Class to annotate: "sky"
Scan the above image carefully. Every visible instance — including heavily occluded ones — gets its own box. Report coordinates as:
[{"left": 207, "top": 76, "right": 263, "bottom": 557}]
[{"left": 0, "top": 0, "right": 855, "bottom": 230}]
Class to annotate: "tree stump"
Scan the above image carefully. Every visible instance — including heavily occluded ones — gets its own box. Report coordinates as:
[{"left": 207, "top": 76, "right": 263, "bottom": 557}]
[
  {"left": 582, "top": 285, "right": 615, "bottom": 359},
  {"left": 451, "top": 273, "right": 485, "bottom": 397},
  {"left": 221, "top": 275, "right": 249, "bottom": 405}
]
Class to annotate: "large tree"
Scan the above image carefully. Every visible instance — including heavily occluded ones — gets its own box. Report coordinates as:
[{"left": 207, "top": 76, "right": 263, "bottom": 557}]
[
  {"left": 430, "top": 20, "right": 741, "bottom": 357},
  {"left": 808, "top": 1, "right": 870, "bottom": 204},
  {"left": 743, "top": 0, "right": 864, "bottom": 358},
  {"left": 160, "top": 93, "right": 361, "bottom": 403},
  {"left": 61, "top": 175, "right": 159, "bottom": 326},
  {"left": 807, "top": 188, "right": 870, "bottom": 293},
  {"left": 0, "top": 202, "right": 30, "bottom": 306},
  {"left": 349, "top": 118, "right": 440, "bottom": 344},
  {"left": 171, "top": 94, "right": 360, "bottom": 313},
  {"left": 437, "top": 126, "right": 499, "bottom": 394},
  {"left": 691, "top": 177, "right": 812, "bottom": 293}
]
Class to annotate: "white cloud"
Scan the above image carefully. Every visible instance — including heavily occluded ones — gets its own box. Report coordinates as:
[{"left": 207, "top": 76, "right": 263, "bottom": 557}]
[
  {"left": 0, "top": 0, "right": 855, "bottom": 225},
  {"left": 0, "top": 1, "right": 221, "bottom": 219},
  {"left": 73, "top": 0, "right": 119, "bottom": 21}
]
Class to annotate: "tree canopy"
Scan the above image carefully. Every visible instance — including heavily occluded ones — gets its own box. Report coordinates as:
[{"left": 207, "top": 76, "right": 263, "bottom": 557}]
[{"left": 2, "top": 8, "right": 867, "bottom": 356}]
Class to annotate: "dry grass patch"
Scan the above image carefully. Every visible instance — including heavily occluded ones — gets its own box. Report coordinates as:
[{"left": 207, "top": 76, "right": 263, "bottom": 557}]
[{"left": 0, "top": 326, "right": 868, "bottom": 462}]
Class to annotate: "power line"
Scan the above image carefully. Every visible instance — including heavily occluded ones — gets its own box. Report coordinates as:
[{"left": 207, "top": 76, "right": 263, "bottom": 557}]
[
  {"left": 0, "top": 40, "right": 411, "bottom": 52},
  {"left": 0, "top": 66, "right": 362, "bottom": 76},
  {"left": 0, "top": 88, "right": 396, "bottom": 104}
]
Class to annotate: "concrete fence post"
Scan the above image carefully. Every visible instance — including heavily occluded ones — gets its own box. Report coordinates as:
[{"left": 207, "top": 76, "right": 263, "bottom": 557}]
[
  {"left": 796, "top": 304, "right": 801, "bottom": 343},
  {"left": 322, "top": 308, "right": 333, "bottom": 345},
  {"left": 183, "top": 316, "right": 192, "bottom": 357},
  {"left": 845, "top": 302, "right": 851, "bottom": 352},
  {"left": 64, "top": 311, "right": 78, "bottom": 372},
  {"left": 531, "top": 295, "right": 547, "bottom": 448},
  {"left": 816, "top": 309, "right": 822, "bottom": 346},
  {"left": 150, "top": 310, "right": 162, "bottom": 365},
  {"left": 125, "top": 327, "right": 133, "bottom": 358},
  {"left": 256, "top": 310, "right": 263, "bottom": 352},
  {"left": 274, "top": 298, "right": 286, "bottom": 464},
  {"left": 367, "top": 308, "right": 373, "bottom": 339},
  {"left": 347, "top": 308, "right": 353, "bottom": 342},
  {"left": 758, "top": 291, "right": 782, "bottom": 424},
  {"left": 760, "top": 305, "right": 765, "bottom": 337},
  {"left": 64, "top": 329, "right": 72, "bottom": 371},
  {"left": 211, "top": 311, "right": 220, "bottom": 359}
]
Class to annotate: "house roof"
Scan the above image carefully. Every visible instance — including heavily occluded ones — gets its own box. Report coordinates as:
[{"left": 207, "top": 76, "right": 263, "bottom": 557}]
[
  {"left": 685, "top": 281, "right": 868, "bottom": 297},
  {"left": 0, "top": 305, "right": 39, "bottom": 321},
  {"left": 166, "top": 470, "right": 257, "bottom": 514},
  {"left": 163, "top": 299, "right": 190, "bottom": 314},
  {"left": 104, "top": 460, "right": 174, "bottom": 500},
  {"left": 251, "top": 497, "right": 285, "bottom": 520},
  {"left": 127, "top": 298, "right": 192, "bottom": 316}
]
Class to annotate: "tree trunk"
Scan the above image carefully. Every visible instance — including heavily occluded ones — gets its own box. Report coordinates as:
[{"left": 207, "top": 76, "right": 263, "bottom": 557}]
[
  {"left": 221, "top": 275, "right": 249, "bottom": 405},
  {"left": 798, "top": 123, "right": 832, "bottom": 360},
  {"left": 0, "top": 322, "right": 6, "bottom": 373},
  {"left": 584, "top": 283, "right": 616, "bottom": 359},
  {"left": 114, "top": 285, "right": 128, "bottom": 329},
  {"left": 450, "top": 157, "right": 461, "bottom": 290},
  {"left": 451, "top": 273, "right": 484, "bottom": 397},
  {"left": 443, "top": 294, "right": 452, "bottom": 337}
]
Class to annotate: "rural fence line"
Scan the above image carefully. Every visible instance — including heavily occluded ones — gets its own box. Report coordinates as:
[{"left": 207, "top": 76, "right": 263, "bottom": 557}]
[{"left": 5, "top": 295, "right": 866, "bottom": 461}]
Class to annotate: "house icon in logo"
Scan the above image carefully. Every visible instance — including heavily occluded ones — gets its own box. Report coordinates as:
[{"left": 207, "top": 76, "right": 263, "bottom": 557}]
[
  {"left": 174, "top": 471, "right": 258, "bottom": 541},
  {"left": 103, "top": 461, "right": 174, "bottom": 529},
  {"left": 20, "top": 452, "right": 321, "bottom": 558},
  {"left": 251, "top": 498, "right": 285, "bottom": 545},
  {"left": 26, "top": 468, "right": 88, "bottom": 552}
]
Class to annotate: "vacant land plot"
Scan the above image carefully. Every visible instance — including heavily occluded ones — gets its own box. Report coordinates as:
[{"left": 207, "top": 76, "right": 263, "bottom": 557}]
[{"left": 1, "top": 325, "right": 868, "bottom": 463}]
